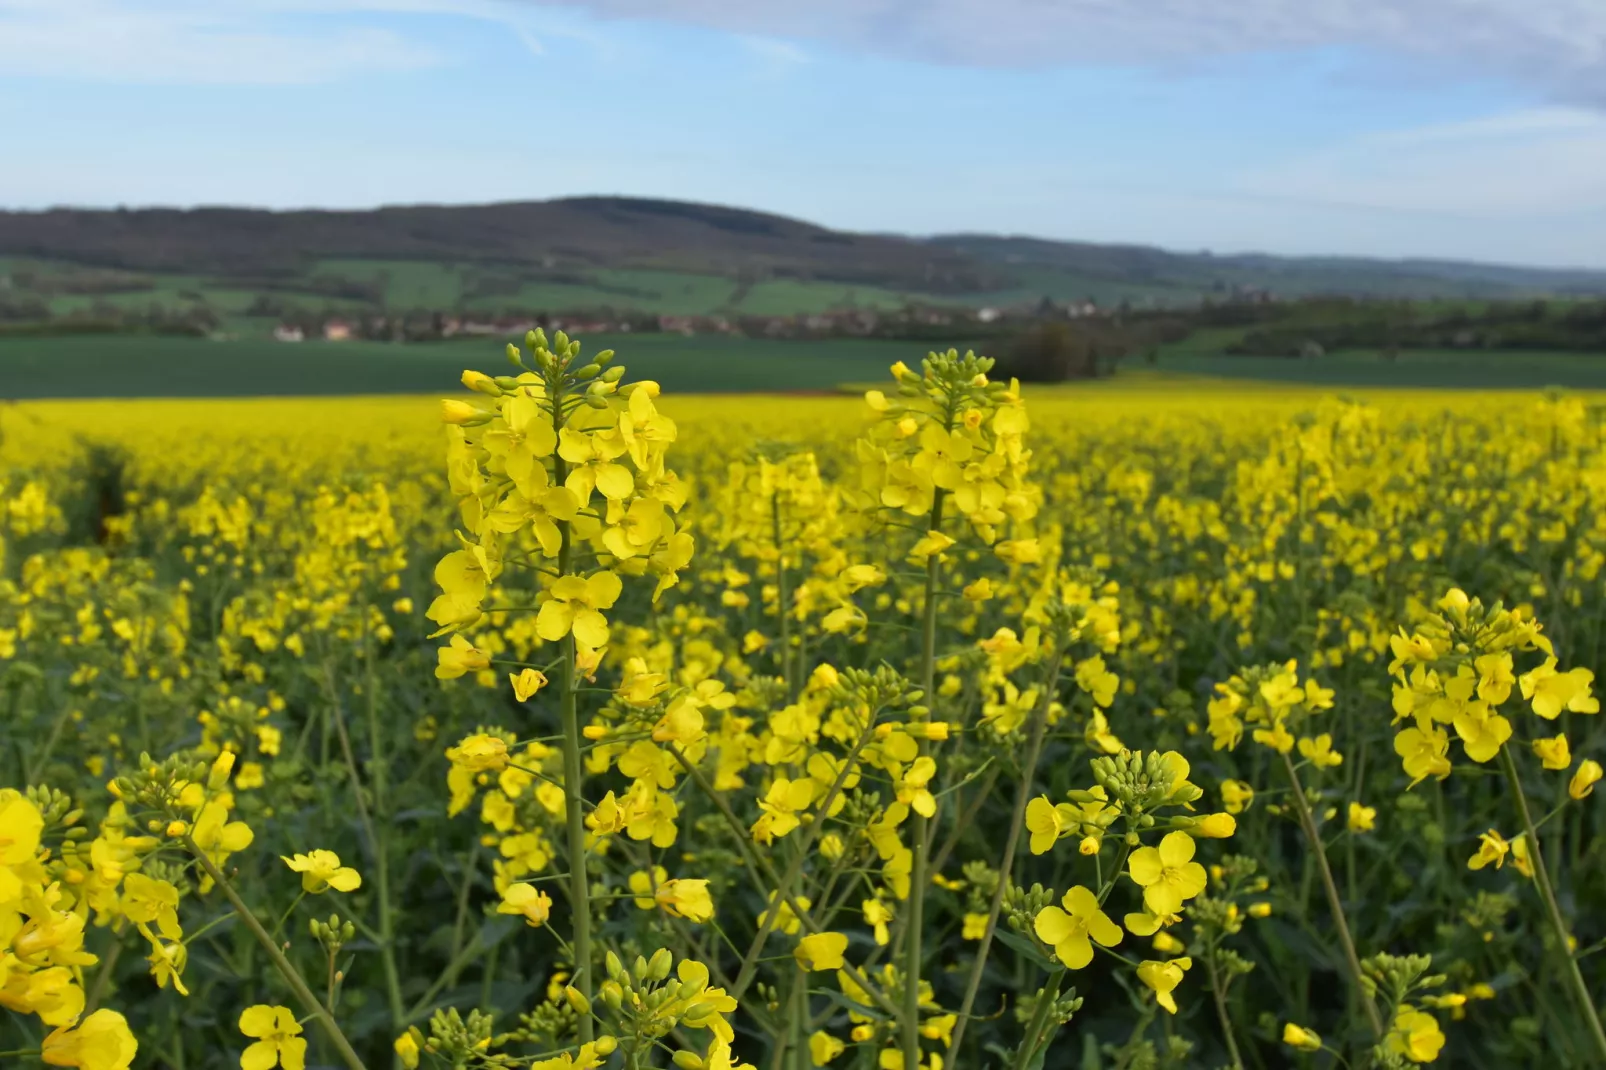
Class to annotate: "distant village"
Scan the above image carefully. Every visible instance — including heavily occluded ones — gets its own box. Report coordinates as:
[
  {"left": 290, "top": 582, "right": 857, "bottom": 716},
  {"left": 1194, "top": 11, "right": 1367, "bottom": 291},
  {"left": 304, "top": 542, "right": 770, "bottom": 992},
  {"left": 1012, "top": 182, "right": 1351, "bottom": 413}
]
[{"left": 266, "top": 293, "right": 1257, "bottom": 344}]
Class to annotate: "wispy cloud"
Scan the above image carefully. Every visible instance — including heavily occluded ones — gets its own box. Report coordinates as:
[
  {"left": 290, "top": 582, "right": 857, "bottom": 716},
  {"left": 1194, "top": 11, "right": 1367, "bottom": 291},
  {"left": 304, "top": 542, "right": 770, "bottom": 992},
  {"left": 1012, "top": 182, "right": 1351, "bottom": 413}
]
[
  {"left": 0, "top": 0, "right": 444, "bottom": 83},
  {"left": 0, "top": 0, "right": 626, "bottom": 83},
  {"left": 737, "top": 34, "right": 810, "bottom": 76},
  {"left": 512, "top": 0, "right": 1606, "bottom": 103},
  {"left": 1241, "top": 106, "right": 1606, "bottom": 216}
]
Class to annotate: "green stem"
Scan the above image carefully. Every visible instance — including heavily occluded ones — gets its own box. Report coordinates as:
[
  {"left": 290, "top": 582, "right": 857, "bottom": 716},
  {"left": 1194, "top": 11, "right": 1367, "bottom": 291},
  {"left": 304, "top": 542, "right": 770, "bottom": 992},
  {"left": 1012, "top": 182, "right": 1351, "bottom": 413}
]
[
  {"left": 326, "top": 674, "right": 405, "bottom": 1033},
  {"left": 928, "top": 766, "right": 999, "bottom": 878},
  {"left": 184, "top": 838, "right": 368, "bottom": 1070},
  {"left": 947, "top": 651, "right": 1064, "bottom": 1060},
  {"left": 1011, "top": 970, "right": 1062, "bottom": 1070},
  {"left": 559, "top": 635, "right": 594, "bottom": 1046},
  {"left": 774, "top": 492, "right": 796, "bottom": 702},
  {"left": 407, "top": 936, "right": 484, "bottom": 1022},
  {"left": 360, "top": 628, "right": 403, "bottom": 1036},
  {"left": 730, "top": 717, "right": 878, "bottom": 1001},
  {"left": 83, "top": 930, "right": 126, "bottom": 1015},
  {"left": 1206, "top": 954, "right": 1245, "bottom": 1070},
  {"left": 1279, "top": 751, "right": 1383, "bottom": 1040},
  {"left": 1499, "top": 745, "right": 1606, "bottom": 1061},
  {"left": 669, "top": 745, "right": 901, "bottom": 1020},
  {"left": 552, "top": 389, "right": 595, "bottom": 1046},
  {"left": 789, "top": 969, "right": 808, "bottom": 1070},
  {"left": 901, "top": 489, "right": 945, "bottom": 1070},
  {"left": 23, "top": 688, "right": 71, "bottom": 784},
  {"left": 443, "top": 845, "right": 478, "bottom": 989}
]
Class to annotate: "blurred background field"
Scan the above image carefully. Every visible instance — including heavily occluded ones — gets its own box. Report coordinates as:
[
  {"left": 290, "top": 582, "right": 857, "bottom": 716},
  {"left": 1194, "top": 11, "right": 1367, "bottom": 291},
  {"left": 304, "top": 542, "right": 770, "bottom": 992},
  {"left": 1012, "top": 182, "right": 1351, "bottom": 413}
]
[{"left": 7, "top": 332, "right": 1606, "bottom": 398}]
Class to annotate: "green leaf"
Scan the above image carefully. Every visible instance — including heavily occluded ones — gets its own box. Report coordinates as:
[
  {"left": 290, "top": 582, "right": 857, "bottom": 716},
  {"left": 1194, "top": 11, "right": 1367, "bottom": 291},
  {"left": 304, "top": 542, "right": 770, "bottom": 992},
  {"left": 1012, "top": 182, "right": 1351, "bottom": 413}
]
[
  {"left": 817, "top": 985, "right": 888, "bottom": 1022},
  {"left": 991, "top": 926, "right": 1058, "bottom": 972}
]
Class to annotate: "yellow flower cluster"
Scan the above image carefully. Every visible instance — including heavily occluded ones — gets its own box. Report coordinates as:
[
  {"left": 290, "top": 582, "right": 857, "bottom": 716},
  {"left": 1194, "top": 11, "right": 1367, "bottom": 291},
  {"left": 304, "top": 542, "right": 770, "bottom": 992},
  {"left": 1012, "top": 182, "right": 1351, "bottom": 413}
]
[{"left": 3, "top": 361, "right": 1606, "bottom": 1068}]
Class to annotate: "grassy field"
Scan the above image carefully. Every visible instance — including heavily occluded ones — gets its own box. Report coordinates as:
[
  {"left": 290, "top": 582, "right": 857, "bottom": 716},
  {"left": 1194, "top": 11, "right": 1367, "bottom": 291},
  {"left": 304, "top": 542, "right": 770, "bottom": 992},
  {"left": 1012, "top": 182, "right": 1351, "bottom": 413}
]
[
  {"left": 0, "top": 332, "right": 936, "bottom": 397},
  {"left": 6, "top": 331, "right": 1606, "bottom": 398},
  {"left": 1150, "top": 346, "right": 1606, "bottom": 389}
]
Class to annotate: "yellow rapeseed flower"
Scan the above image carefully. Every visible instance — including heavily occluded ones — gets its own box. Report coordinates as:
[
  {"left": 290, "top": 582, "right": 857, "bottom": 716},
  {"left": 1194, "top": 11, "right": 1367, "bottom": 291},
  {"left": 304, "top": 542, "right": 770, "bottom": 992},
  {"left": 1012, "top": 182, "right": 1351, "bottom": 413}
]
[
  {"left": 1220, "top": 779, "right": 1254, "bottom": 814},
  {"left": 1347, "top": 801, "right": 1377, "bottom": 833},
  {"left": 1532, "top": 733, "right": 1571, "bottom": 770},
  {"left": 1136, "top": 957, "right": 1191, "bottom": 1014},
  {"left": 498, "top": 883, "right": 553, "bottom": 927},
  {"left": 1386, "top": 1007, "right": 1446, "bottom": 1063},
  {"left": 238, "top": 1005, "right": 306, "bottom": 1070},
  {"left": 1282, "top": 1022, "right": 1322, "bottom": 1051},
  {"left": 1128, "top": 831, "right": 1208, "bottom": 916},
  {"left": 1570, "top": 759, "right": 1603, "bottom": 799},
  {"left": 794, "top": 932, "right": 849, "bottom": 972},
  {"left": 41, "top": 1010, "right": 138, "bottom": 1070},
  {"left": 280, "top": 850, "right": 362, "bottom": 894},
  {"left": 1033, "top": 885, "right": 1122, "bottom": 969},
  {"left": 1467, "top": 829, "right": 1509, "bottom": 871}
]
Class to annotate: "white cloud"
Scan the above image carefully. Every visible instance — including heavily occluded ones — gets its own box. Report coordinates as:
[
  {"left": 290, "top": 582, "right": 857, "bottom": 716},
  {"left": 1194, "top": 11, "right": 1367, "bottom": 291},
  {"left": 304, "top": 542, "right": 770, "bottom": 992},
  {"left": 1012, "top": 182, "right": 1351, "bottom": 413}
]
[
  {"left": 1241, "top": 106, "right": 1606, "bottom": 216},
  {"left": 510, "top": 0, "right": 1606, "bottom": 102},
  {"left": 0, "top": 0, "right": 440, "bottom": 83},
  {"left": 9, "top": 0, "right": 1601, "bottom": 96},
  {"left": 0, "top": 0, "right": 631, "bottom": 83},
  {"left": 737, "top": 34, "right": 810, "bottom": 75}
]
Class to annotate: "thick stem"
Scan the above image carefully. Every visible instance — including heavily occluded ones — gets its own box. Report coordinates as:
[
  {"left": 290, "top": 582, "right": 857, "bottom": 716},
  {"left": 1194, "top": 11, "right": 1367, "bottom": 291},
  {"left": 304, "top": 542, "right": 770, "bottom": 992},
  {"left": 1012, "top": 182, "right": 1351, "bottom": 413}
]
[
  {"left": 552, "top": 384, "right": 596, "bottom": 1046},
  {"left": 1499, "top": 745, "right": 1606, "bottom": 1061},
  {"left": 185, "top": 839, "right": 368, "bottom": 1070},
  {"left": 1011, "top": 970, "right": 1062, "bottom": 1070},
  {"left": 790, "top": 967, "right": 810, "bottom": 1070},
  {"left": 947, "top": 652, "right": 1064, "bottom": 1060},
  {"left": 902, "top": 490, "right": 945, "bottom": 1070},
  {"left": 1279, "top": 752, "right": 1383, "bottom": 1040},
  {"left": 559, "top": 630, "right": 594, "bottom": 1043}
]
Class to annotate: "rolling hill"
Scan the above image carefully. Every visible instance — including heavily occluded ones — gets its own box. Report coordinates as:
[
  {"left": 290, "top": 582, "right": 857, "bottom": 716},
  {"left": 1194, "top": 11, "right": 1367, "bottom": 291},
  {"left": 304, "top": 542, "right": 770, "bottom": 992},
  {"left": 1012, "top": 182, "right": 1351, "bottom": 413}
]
[
  {"left": 3, "top": 197, "right": 1606, "bottom": 336},
  {"left": 0, "top": 198, "right": 992, "bottom": 292}
]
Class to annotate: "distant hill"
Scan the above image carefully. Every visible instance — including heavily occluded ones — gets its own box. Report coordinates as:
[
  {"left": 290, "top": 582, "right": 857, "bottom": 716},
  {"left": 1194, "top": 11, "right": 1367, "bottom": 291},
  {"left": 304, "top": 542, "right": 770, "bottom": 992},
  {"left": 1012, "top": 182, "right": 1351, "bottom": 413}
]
[
  {"left": 0, "top": 198, "right": 993, "bottom": 292},
  {"left": 3, "top": 197, "right": 1605, "bottom": 336},
  {"left": 930, "top": 234, "right": 1606, "bottom": 301}
]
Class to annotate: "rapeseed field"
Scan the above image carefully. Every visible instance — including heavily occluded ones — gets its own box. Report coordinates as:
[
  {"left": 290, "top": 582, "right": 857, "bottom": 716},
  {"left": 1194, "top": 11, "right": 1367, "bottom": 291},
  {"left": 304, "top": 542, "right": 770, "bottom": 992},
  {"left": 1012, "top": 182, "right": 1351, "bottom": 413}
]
[{"left": 2, "top": 336, "right": 1603, "bottom": 1070}]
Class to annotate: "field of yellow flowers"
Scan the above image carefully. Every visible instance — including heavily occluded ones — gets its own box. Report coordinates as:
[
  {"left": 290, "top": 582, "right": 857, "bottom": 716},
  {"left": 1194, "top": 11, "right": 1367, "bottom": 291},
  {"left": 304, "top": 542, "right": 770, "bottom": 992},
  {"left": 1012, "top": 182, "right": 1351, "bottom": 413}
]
[{"left": 2, "top": 334, "right": 1604, "bottom": 1070}]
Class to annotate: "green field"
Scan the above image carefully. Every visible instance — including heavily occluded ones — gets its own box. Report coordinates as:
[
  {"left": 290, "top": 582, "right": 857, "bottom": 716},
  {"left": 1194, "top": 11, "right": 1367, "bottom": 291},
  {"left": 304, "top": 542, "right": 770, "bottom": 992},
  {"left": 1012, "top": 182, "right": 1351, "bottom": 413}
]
[
  {"left": 1149, "top": 346, "right": 1606, "bottom": 389},
  {"left": 0, "top": 333, "right": 935, "bottom": 397},
  {"left": 6, "top": 332, "right": 1606, "bottom": 399}
]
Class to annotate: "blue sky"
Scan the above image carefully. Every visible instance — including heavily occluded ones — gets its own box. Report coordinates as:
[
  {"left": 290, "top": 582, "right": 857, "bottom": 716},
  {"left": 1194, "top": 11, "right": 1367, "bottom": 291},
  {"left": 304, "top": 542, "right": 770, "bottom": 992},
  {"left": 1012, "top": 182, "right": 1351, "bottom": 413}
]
[{"left": 3, "top": 0, "right": 1605, "bottom": 266}]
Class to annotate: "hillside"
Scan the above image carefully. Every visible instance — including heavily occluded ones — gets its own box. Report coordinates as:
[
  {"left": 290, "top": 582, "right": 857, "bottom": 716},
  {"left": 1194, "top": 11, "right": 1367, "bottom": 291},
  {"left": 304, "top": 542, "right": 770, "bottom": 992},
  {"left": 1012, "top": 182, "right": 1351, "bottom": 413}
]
[
  {"left": 3, "top": 198, "right": 1606, "bottom": 339},
  {"left": 0, "top": 198, "right": 992, "bottom": 292},
  {"left": 932, "top": 235, "right": 1606, "bottom": 300}
]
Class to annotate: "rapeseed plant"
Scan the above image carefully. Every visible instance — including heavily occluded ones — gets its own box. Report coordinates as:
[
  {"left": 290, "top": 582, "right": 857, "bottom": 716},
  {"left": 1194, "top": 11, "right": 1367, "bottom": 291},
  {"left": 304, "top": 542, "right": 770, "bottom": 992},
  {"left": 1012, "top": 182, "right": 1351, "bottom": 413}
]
[{"left": 2, "top": 353, "right": 1604, "bottom": 1068}]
